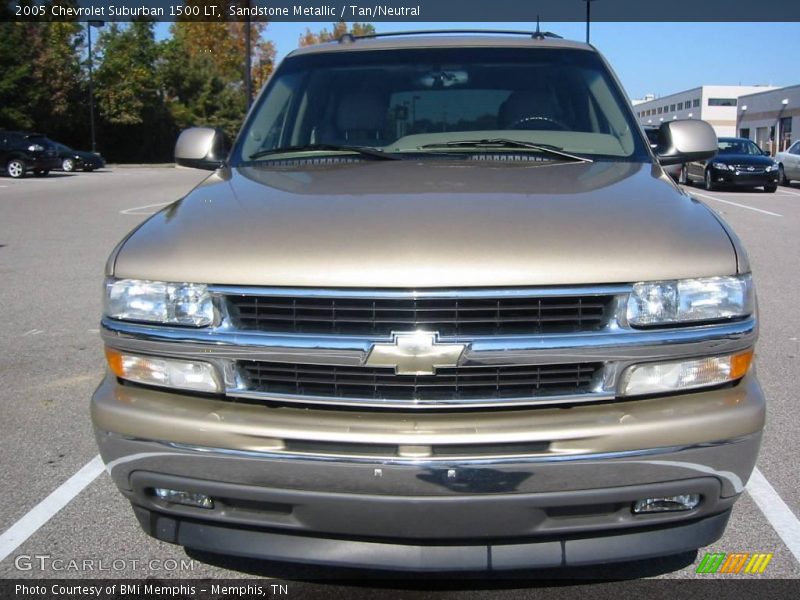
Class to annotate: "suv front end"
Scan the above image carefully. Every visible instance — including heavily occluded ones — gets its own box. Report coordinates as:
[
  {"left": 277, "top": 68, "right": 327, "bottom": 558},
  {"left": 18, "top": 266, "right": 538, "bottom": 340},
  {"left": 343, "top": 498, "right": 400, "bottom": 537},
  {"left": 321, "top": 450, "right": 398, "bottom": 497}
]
[{"left": 91, "top": 34, "right": 764, "bottom": 571}]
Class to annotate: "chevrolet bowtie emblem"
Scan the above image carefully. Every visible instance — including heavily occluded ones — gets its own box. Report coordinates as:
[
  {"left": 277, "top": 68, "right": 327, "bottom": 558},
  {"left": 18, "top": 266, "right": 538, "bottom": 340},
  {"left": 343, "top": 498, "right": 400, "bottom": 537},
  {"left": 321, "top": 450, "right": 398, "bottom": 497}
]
[{"left": 365, "top": 332, "right": 467, "bottom": 375}]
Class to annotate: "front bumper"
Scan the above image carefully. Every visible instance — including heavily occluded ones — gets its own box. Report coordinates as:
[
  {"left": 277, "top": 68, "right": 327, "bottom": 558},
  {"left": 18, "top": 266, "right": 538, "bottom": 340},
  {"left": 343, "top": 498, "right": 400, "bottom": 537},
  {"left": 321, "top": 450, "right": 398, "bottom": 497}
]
[
  {"left": 92, "top": 372, "right": 764, "bottom": 569},
  {"left": 709, "top": 167, "right": 778, "bottom": 187}
]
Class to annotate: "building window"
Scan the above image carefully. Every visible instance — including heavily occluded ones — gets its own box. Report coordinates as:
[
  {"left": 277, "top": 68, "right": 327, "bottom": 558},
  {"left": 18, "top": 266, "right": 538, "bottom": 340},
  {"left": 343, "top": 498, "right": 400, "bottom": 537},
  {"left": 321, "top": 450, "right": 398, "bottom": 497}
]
[
  {"left": 657, "top": 107, "right": 662, "bottom": 114},
  {"left": 669, "top": 104, "right": 675, "bottom": 112},
  {"left": 708, "top": 98, "right": 737, "bottom": 106},
  {"left": 693, "top": 99, "right": 700, "bottom": 108},
  {"left": 677, "top": 102, "right": 683, "bottom": 110},
  {"left": 739, "top": 128, "right": 750, "bottom": 139}
]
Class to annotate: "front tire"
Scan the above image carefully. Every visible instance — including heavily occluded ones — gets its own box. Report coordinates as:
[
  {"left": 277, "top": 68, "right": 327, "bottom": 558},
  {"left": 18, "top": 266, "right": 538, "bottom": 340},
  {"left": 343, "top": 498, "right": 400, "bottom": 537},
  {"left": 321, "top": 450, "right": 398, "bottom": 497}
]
[
  {"left": 6, "top": 158, "right": 25, "bottom": 178},
  {"left": 765, "top": 183, "right": 777, "bottom": 193},
  {"left": 704, "top": 169, "right": 717, "bottom": 191},
  {"left": 62, "top": 158, "right": 75, "bottom": 172}
]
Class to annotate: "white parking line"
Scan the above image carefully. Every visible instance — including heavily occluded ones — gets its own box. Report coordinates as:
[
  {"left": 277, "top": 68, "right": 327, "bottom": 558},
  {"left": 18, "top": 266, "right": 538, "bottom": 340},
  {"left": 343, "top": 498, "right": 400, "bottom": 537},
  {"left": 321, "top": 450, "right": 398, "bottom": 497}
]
[
  {"left": 776, "top": 187, "right": 800, "bottom": 197},
  {"left": 690, "top": 190, "right": 783, "bottom": 217},
  {"left": 747, "top": 467, "right": 800, "bottom": 564},
  {"left": 120, "top": 201, "right": 171, "bottom": 216},
  {"left": 0, "top": 455, "right": 104, "bottom": 563}
]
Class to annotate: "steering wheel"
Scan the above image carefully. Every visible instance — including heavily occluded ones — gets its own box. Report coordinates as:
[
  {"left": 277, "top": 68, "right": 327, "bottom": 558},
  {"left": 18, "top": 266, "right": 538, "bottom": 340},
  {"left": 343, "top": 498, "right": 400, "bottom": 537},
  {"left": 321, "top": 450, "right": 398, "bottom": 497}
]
[{"left": 505, "top": 115, "right": 570, "bottom": 131}]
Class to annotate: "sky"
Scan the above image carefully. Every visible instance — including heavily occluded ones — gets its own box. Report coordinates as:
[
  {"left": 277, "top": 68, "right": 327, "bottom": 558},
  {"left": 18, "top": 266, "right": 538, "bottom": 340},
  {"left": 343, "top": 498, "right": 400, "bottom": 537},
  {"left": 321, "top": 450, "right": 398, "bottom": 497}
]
[{"left": 154, "top": 21, "right": 800, "bottom": 100}]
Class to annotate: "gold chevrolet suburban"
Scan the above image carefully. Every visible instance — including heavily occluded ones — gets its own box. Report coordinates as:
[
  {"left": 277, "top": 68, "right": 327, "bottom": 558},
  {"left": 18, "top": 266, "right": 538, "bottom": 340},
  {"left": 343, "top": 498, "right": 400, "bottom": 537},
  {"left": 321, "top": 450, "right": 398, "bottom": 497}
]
[{"left": 92, "top": 32, "right": 764, "bottom": 571}]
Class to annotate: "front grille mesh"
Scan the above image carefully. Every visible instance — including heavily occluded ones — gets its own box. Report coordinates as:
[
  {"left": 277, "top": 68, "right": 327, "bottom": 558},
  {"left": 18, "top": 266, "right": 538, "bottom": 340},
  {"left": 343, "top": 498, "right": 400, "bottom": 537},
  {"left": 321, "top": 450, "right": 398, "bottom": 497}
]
[
  {"left": 226, "top": 294, "right": 614, "bottom": 336},
  {"left": 238, "top": 360, "right": 601, "bottom": 402}
]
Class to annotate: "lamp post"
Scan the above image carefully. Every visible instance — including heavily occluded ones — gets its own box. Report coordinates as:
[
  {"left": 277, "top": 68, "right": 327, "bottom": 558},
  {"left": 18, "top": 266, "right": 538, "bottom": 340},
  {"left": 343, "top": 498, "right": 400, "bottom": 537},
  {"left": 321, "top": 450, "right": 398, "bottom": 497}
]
[
  {"left": 86, "top": 20, "right": 104, "bottom": 154},
  {"left": 244, "top": 1, "right": 252, "bottom": 107},
  {"left": 583, "top": 0, "right": 597, "bottom": 44}
]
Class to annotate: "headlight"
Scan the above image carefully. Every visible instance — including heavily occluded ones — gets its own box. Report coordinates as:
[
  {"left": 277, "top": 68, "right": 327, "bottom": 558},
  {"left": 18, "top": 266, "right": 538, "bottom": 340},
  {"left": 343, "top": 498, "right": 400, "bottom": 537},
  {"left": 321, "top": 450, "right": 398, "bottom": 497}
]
[
  {"left": 104, "top": 279, "right": 214, "bottom": 326},
  {"left": 27, "top": 144, "right": 44, "bottom": 152},
  {"left": 766, "top": 164, "right": 778, "bottom": 172},
  {"left": 620, "top": 350, "right": 753, "bottom": 396},
  {"left": 711, "top": 162, "right": 732, "bottom": 171},
  {"left": 627, "top": 275, "right": 753, "bottom": 327}
]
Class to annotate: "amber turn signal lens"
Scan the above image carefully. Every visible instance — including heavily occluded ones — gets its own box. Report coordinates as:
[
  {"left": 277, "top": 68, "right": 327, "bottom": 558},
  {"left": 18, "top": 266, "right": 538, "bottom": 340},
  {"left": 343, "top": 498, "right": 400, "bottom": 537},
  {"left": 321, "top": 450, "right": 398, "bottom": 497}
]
[{"left": 730, "top": 350, "right": 754, "bottom": 379}]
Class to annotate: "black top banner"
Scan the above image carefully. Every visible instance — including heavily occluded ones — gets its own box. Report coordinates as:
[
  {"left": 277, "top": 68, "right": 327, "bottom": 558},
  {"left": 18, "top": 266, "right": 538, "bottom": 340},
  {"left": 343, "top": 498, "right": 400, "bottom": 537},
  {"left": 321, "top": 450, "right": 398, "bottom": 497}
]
[{"left": 4, "top": 0, "right": 800, "bottom": 22}]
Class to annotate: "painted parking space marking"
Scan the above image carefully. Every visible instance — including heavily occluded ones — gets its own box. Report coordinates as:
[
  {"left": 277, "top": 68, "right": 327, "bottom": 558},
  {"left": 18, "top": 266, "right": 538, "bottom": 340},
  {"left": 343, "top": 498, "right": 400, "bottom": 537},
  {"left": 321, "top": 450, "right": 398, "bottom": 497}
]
[
  {"left": 120, "top": 201, "right": 172, "bottom": 216},
  {"left": 747, "top": 467, "right": 800, "bottom": 565},
  {"left": 0, "top": 455, "right": 104, "bottom": 563},
  {"left": 689, "top": 190, "right": 783, "bottom": 217}
]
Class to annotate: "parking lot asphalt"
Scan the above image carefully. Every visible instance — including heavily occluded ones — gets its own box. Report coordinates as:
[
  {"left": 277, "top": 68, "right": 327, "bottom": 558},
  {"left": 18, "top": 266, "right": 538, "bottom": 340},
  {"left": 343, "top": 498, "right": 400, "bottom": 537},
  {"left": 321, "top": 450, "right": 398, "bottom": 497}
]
[{"left": 0, "top": 168, "right": 799, "bottom": 586}]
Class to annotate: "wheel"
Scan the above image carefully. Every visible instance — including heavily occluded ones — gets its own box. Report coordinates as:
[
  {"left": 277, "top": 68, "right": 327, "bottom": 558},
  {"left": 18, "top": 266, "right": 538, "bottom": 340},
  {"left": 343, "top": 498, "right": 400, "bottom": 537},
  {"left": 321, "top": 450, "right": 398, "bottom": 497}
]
[
  {"left": 779, "top": 164, "right": 791, "bottom": 186},
  {"left": 62, "top": 158, "right": 75, "bottom": 172},
  {"left": 6, "top": 158, "right": 25, "bottom": 178},
  {"left": 704, "top": 169, "right": 717, "bottom": 191},
  {"left": 679, "top": 164, "right": 690, "bottom": 185},
  {"left": 765, "top": 183, "right": 777, "bottom": 193},
  {"left": 33, "top": 169, "right": 49, "bottom": 177}
]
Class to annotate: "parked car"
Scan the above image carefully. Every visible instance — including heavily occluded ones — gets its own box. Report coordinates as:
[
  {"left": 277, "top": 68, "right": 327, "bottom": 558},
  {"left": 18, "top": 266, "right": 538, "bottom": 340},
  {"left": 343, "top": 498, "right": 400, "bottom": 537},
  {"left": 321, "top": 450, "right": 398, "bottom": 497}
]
[
  {"left": 643, "top": 126, "right": 682, "bottom": 180},
  {"left": 775, "top": 140, "right": 800, "bottom": 186},
  {"left": 683, "top": 137, "right": 779, "bottom": 192},
  {"left": 0, "top": 131, "right": 60, "bottom": 178},
  {"left": 93, "top": 32, "right": 763, "bottom": 571},
  {"left": 53, "top": 142, "right": 105, "bottom": 172}
]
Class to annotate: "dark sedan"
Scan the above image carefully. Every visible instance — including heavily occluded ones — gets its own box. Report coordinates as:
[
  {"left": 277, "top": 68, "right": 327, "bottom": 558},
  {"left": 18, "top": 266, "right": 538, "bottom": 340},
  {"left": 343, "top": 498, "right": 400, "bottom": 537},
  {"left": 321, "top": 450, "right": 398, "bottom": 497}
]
[
  {"left": 54, "top": 142, "right": 105, "bottom": 172},
  {"left": 683, "top": 137, "right": 779, "bottom": 192}
]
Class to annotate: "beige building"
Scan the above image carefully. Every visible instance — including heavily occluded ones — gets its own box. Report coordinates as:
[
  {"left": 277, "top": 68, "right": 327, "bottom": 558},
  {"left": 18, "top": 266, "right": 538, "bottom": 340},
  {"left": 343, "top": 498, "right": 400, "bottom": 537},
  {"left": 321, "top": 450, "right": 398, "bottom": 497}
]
[
  {"left": 633, "top": 85, "right": 777, "bottom": 137},
  {"left": 736, "top": 85, "right": 800, "bottom": 154}
]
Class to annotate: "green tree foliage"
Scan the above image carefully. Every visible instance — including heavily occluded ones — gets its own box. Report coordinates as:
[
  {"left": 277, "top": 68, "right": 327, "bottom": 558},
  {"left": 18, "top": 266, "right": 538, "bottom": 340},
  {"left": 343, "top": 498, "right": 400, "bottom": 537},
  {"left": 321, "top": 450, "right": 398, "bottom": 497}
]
[
  {"left": 91, "top": 20, "right": 175, "bottom": 161},
  {"left": 0, "top": 22, "right": 34, "bottom": 129},
  {"left": 0, "top": 10, "right": 282, "bottom": 162},
  {"left": 163, "top": 11, "right": 277, "bottom": 139}
]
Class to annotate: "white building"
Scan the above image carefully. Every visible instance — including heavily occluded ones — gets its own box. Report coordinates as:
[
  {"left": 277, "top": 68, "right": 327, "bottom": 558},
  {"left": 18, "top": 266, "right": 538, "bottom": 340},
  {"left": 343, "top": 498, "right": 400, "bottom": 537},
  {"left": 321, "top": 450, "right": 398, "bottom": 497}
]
[
  {"left": 633, "top": 85, "right": 777, "bottom": 137},
  {"left": 737, "top": 85, "right": 800, "bottom": 154}
]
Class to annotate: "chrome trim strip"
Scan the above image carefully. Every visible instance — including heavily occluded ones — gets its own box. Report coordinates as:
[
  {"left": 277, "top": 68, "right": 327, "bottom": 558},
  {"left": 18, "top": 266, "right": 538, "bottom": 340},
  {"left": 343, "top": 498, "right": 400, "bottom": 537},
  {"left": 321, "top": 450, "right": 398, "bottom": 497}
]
[
  {"left": 101, "top": 317, "right": 757, "bottom": 365},
  {"left": 157, "top": 435, "right": 756, "bottom": 467},
  {"left": 207, "top": 284, "right": 634, "bottom": 299},
  {"left": 222, "top": 388, "right": 614, "bottom": 409}
]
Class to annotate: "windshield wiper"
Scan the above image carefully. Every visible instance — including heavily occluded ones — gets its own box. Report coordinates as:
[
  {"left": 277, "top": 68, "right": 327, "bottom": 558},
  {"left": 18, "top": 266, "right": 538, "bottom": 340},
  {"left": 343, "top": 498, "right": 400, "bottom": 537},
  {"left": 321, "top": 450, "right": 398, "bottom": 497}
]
[
  {"left": 419, "top": 138, "right": 593, "bottom": 163},
  {"left": 249, "top": 144, "right": 400, "bottom": 161}
]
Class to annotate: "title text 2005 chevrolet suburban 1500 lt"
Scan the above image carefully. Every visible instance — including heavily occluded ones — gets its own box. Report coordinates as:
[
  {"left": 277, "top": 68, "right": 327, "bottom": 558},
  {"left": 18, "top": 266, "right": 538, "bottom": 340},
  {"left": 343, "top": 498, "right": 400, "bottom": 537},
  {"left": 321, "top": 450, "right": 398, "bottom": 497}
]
[{"left": 92, "top": 32, "right": 764, "bottom": 571}]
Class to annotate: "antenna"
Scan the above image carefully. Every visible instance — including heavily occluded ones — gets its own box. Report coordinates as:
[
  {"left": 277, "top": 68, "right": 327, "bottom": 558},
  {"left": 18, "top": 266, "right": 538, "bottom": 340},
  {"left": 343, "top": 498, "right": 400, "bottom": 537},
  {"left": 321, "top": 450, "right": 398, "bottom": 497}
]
[{"left": 532, "top": 16, "right": 563, "bottom": 40}]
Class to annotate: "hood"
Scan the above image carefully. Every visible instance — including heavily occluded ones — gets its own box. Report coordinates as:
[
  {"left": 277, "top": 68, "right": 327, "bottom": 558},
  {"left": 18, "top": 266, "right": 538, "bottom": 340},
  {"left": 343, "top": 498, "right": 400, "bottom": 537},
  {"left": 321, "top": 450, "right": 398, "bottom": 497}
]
[
  {"left": 112, "top": 159, "right": 738, "bottom": 288},
  {"left": 712, "top": 154, "right": 775, "bottom": 166}
]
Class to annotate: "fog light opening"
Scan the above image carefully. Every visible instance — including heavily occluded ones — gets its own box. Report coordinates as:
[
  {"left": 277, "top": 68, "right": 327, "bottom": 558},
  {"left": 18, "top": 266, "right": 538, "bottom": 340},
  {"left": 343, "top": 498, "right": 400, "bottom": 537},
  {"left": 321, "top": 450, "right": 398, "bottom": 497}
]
[
  {"left": 153, "top": 488, "right": 214, "bottom": 509},
  {"left": 632, "top": 494, "right": 700, "bottom": 514}
]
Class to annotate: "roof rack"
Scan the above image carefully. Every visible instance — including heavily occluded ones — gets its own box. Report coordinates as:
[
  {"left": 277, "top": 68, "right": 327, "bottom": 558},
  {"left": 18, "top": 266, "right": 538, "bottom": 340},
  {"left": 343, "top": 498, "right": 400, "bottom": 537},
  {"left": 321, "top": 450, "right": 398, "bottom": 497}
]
[{"left": 337, "top": 27, "right": 563, "bottom": 44}]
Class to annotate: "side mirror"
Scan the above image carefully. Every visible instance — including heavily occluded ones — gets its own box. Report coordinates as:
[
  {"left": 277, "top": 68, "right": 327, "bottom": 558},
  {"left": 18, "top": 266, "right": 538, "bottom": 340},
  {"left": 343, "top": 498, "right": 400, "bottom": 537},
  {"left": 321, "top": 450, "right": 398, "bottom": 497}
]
[
  {"left": 175, "top": 127, "right": 228, "bottom": 170},
  {"left": 762, "top": 149, "right": 771, "bottom": 156},
  {"left": 655, "top": 120, "right": 718, "bottom": 166}
]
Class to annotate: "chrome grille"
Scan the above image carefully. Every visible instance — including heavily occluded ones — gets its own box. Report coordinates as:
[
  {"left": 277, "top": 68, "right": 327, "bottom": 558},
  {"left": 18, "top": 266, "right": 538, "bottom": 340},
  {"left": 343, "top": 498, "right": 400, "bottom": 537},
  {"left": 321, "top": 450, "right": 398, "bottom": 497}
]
[
  {"left": 237, "top": 360, "right": 602, "bottom": 402},
  {"left": 225, "top": 294, "right": 614, "bottom": 336},
  {"left": 732, "top": 164, "right": 765, "bottom": 173}
]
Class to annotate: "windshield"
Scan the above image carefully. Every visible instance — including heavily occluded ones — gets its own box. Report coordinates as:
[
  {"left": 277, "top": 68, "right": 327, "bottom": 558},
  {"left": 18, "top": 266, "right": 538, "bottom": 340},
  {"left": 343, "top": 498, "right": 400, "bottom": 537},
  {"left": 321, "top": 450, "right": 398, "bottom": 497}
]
[
  {"left": 718, "top": 139, "right": 763, "bottom": 156},
  {"left": 235, "top": 47, "right": 648, "bottom": 164}
]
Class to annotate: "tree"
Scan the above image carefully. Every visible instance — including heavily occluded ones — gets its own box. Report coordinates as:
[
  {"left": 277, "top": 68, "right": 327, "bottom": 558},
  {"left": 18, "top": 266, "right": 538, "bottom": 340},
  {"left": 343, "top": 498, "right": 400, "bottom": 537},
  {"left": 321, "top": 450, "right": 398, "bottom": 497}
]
[
  {"left": 298, "top": 22, "right": 376, "bottom": 46},
  {"left": 0, "top": 22, "right": 34, "bottom": 129},
  {"left": 163, "top": 15, "right": 277, "bottom": 138},
  {"left": 93, "top": 21, "right": 174, "bottom": 160}
]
